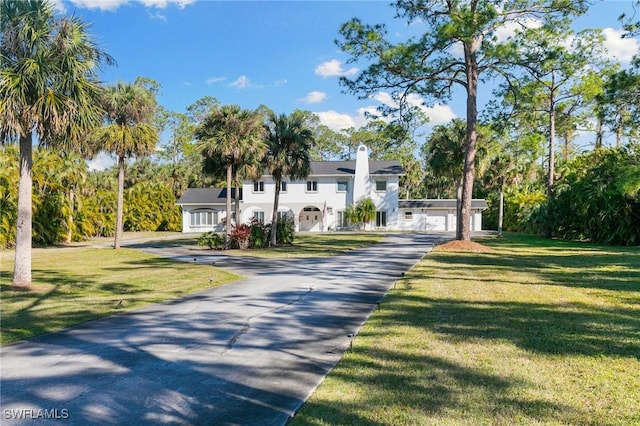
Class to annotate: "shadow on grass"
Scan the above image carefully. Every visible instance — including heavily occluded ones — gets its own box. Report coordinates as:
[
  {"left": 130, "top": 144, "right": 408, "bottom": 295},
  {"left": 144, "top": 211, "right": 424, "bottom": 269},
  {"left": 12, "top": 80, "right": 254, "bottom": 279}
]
[
  {"left": 418, "top": 248, "right": 640, "bottom": 293},
  {"left": 293, "top": 347, "right": 583, "bottom": 425},
  {"left": 384, "top": 294, "right": 640, "bottom": 358},
  {"left": 0, "top": 267, "right": 140, "bottom": 344}
]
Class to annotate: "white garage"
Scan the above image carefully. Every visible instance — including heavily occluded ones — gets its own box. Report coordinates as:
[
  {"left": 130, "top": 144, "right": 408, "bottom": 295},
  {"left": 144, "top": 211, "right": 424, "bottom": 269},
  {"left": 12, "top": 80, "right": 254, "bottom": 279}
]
[{"left": 398, "top": 199, "right": 488, "bottom": 232}]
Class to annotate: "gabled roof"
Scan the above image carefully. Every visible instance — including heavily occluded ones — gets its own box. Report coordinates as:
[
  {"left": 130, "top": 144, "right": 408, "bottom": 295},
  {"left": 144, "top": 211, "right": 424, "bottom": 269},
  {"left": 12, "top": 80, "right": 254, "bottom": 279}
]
[
  {"left": 176, "top": 188, "right": 241, "bottom": 205},
  {"left": 300, "top": 160, "right": 404, "bottom": 176},
  {"left": 399, "top": 199, "right": 489, "bottom": 210}
]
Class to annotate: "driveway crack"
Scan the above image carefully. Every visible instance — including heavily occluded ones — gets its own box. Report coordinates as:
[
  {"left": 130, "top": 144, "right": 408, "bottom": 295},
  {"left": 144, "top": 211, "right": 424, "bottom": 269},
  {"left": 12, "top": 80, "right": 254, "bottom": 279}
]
[{"left": 218, "top": 286, "right": 314, "bottom": 356}]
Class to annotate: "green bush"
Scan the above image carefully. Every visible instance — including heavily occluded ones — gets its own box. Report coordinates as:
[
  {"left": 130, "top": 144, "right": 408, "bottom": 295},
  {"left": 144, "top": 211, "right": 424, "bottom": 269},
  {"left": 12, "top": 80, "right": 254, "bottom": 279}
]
[
  {"left": 276, "top": 218, "right": 295, "bottom": 245},
  {"left": 198, "top": 231, "right": 225, "bottom": 250},
  {"left": 249, "top": 219, "right": 269, "bottom": 248}
]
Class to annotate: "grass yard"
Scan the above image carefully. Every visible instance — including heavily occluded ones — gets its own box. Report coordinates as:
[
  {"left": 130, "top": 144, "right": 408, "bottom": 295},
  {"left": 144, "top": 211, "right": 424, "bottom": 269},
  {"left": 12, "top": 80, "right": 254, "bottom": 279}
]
[
  {"left": 0, "top": 231, "right": 384, "bottom": 345},
  {"left": 291, "top": 233, "right": 640, "bottom": 426},
  {"left": 0, "top": 246, "right": 240, "bottom": 345},
  {"left": 227, "top": 232, "right": 386, "bottom": 258}
]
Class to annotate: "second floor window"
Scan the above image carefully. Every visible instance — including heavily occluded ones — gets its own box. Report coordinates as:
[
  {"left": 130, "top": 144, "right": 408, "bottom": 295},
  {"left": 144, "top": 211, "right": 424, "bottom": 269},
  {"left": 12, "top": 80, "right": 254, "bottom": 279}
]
[
  {"left": 375, "top": 180, "right": 387, "bottom": 192},
  {"left": 306, "top": 180, "right": 318, "bottom": 192},
  {"left": 253, "top": 181, "right": 265, "bottom": 193},
  {"left": 337, "top": 180, "right": 348, "bottom": 192}
]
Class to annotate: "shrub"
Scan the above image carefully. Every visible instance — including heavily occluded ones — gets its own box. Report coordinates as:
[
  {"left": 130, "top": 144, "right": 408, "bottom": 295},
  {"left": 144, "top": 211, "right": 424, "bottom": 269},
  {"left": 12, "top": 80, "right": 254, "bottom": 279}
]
[
  {"left": 230, "top": 223, "right": 251, "bottom": 250},
  {"left": 249, "top": 219, "right": 269, "bottom": 249},
  {"left": 276, "top": 218, "right": 295, "bottom": 245},
  {"left": 197, "top": 231, "right": 225, "bottom": 250}
]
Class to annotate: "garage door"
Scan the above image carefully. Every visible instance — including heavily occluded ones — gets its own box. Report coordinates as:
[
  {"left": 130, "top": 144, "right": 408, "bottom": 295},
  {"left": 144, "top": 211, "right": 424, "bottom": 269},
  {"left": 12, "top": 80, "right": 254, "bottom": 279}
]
[{"left": 426, "top": 211, "right": 447, "bottom": 231}]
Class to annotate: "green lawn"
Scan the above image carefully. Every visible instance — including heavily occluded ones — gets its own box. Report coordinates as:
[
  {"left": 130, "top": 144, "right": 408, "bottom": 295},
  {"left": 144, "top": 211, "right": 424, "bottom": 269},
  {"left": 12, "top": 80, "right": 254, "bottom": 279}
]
[
  {"left": 226, "top": 232, "right": 385, "bottom": 257},
  {"left": 0, "top": 231, "right": 384, "bottom": 345},
  {"left": 291, "top": 233, "right": 640, "bottom": 426},
  {"left": 0, "top": 246, "right": 241, "bottom": 345}
]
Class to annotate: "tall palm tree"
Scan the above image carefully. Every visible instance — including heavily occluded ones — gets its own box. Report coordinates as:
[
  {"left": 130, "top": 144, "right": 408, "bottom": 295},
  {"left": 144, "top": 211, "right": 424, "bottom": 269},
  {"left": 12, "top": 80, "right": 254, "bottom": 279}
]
[
  {"left": 92, "top": 81, "right": 159, "bottom": 249},
  {"left": 0, "top": 0, "right": 112, "bottom": 288},
  {"left": 195, "top": 105, "right": 266, "bottom": 244},
  {"left": 264, "top": 109, "right": 314, "bottom": 247}
]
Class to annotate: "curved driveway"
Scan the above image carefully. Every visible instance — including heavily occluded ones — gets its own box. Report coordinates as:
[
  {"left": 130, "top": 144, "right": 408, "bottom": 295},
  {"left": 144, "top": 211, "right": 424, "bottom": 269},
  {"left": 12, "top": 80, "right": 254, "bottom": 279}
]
[{"left": 1, "top": 233, "right": 439, "bottom": 425}]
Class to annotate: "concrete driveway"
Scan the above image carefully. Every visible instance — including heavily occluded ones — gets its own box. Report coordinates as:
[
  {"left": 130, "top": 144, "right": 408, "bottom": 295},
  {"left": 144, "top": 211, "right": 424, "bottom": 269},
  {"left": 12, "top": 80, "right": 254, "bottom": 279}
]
[{"left": 1, "top": 233, "right": 439, "bottom": 425}]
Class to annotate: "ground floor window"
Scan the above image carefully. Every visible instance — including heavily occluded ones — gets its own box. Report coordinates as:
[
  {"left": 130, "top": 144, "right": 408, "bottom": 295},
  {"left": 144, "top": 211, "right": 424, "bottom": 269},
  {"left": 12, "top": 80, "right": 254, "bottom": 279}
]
[
  {"left": 376, "top": 210, "right": 387, "bottom": 228},
  {"left": 337, "top": 210, "right": 349, "bottom": 229},
  {"left": 404, "top": 211, "right": 413, "bottom": 221},
  {"left": 190, "top": 210, "right": 217, "bottom": 227},
  {"left": 253, "top": 211, "right": 265, "bottom": 223}
]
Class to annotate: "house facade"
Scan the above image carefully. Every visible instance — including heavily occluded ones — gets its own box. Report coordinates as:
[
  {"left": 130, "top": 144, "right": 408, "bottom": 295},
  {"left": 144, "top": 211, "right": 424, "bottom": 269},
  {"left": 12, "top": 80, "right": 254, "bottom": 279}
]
[{"left": 176, "top": 144, "right": 487, "bottom": 233}]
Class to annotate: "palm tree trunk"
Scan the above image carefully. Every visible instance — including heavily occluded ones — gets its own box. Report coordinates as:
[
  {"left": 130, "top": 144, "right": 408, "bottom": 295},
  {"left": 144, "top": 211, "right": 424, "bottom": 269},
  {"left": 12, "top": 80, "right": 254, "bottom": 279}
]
[
  {"left": 66, "top": 188, "right": 75, "bottom": 244},
  {"left": 12, "top": 132, "right": 33, "bottom": 288},
  {"left": 225, "top": 162, "right": 232, "bottom": 245},
  {"left": 498, "top": 189, "right": 504, "bottom": 238},
  {"left": 114, "top": 155, "right": 125, "bottom": 249},
  {"left": 270, "top": 178, "right": 281, "bottom": 247},
  {"left": 234, "top": 175, "right": 241, "bottom": 226}
]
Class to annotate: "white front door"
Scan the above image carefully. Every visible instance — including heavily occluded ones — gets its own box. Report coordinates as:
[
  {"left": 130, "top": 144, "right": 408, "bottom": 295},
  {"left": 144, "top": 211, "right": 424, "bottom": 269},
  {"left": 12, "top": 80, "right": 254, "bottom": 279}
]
[{"left": 299, "top": 207, "right": 322, "bottom": 231}]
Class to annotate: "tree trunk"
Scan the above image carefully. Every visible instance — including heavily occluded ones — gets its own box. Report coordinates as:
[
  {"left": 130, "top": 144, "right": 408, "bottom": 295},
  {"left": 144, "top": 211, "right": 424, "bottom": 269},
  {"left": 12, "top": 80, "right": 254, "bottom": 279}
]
[
  {"left": 225, "top": 162, "right": 232, "bottom": 246},
  {"left": 66, "top": 188, "right": 75, "bottom": 244},
  {"left": 114, "top": 155, "right": 125, "bottom": 249},
  {"left": 498, "top": 189, "right": 504, "bottom": 238},
  {"left": 595, "top": 115, "right": 603, "bottom": 149},
  {"left": 12, "top": 132, "right": 33, "bottom": 288},
  {"left": 270, "top": 178, "right": 281, "bottom": 247},
  {"left": 458, "top": 40, "right": 480, "bottom": 241},
  {"left": 545, "top": 82, "right": 557, "bottom": 239},
  {"left": 234, "top": 176, "right": 241, "bottom": 228}
]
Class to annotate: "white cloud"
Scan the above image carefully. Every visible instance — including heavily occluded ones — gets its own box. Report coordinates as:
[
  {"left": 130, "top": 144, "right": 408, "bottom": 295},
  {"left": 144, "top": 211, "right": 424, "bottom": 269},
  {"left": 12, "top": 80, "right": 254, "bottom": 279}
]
[
  {"left": 373, "top": 91, "right": 456, "bottom": 125},
  {"left": 229, "top": 75, "right": 252, "bottom": 89},
  {"left": 63, "top": 0, "right": 195, "bottom": 11},
  {"left": 66, "top": 0, "right": 128, "bottom": 11},
  {"left": 300, "top": 91, "right": 327, "bottom": 104},
  {"left": 493, "top": 18, "right": 542, "bottom": 43},
  {"left": 602, "top": 27, "right": 640, "bottom": 63},
  {"left": 406, "top": 94, "right": 457, "bottom": 125},
  {"left": 87, "top": 152, "right": 114, "bottom": 171},
  {"left": 314, "top": 107, "right": 375, "bottom": 132},
  {"left": 315, "top": 59, "right": 359, "bottom": 78},
  {"left": 206, "top": 76, "right": 225, "bottom": 85},
  {"left": 139, "top": 0, "right": 195, "bottom": 8}
]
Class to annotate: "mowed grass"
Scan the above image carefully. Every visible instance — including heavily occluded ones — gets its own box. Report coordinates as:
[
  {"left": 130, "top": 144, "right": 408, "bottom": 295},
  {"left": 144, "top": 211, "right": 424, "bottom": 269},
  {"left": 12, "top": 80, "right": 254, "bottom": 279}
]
[
  {"left": 291, "top": 233, "right": 640, "bottom": 426},
  {"left": 0, "top": 232, "right": 384, "bottom": 345},
  {"left": 0, "top": 246, "right": 240, "bottom": 345},
  {"left": 228, "top": 232, "right": 385, "bottom": 258}
]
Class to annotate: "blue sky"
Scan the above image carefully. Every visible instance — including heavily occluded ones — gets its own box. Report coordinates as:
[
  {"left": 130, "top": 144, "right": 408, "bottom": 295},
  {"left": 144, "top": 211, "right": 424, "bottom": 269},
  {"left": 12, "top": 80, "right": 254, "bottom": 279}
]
[{"left": 52, "top": 0, "right": 639, "bottom": 169}]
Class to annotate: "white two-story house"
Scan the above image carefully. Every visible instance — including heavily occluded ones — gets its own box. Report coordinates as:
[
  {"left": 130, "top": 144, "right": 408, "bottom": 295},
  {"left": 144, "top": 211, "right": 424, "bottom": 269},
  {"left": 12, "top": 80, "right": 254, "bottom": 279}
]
[{"left": 176, "top": 144, "right": 487, "bottom": 233}]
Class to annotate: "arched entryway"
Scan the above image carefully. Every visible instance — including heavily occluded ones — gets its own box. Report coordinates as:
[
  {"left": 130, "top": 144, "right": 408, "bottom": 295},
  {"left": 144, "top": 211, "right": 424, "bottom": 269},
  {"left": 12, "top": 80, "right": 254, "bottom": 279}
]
[{"left": 298, "top": 206, "right": 323, "bottom": 231}]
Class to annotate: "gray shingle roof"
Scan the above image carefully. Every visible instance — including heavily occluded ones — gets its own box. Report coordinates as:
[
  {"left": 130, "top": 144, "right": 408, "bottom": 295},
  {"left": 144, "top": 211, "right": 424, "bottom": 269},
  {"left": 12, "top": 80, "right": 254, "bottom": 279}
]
[
  {"left": 307, "top": 160, "right": 404, "bottom": 176},
  {"left": 176, "top": 188, "right": 241, "bottom": 205},
  {"left": 398, "top": 199, "right": 488, "bottom": 209}
]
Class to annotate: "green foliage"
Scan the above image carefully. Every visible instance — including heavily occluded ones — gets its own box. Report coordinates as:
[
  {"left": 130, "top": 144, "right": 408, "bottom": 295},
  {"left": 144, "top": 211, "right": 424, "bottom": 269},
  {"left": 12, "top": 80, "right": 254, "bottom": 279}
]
[
  {"left": 198, "top": 231, "right": 225, "bottom": 250},
  {"left": 0, "top": 146, "right": 183, "bottom": 248},
  {"left": 275, "top": 218, "right": 295, "bottom": 245},
  {"left": 546, "top": 148, "right": 640, "bottom": 245},
  {"left": 249, "top": 219, "right": 269, "bottom": 249},
  {"left": 346, "top": 197, "right": 377, "bottom": 230},
  {"left": 123, "top": 181, "right": 181, "bottom": 232},
  {"left": 502, "top": 188, "right": 547, "bottom": 234},
  {"left": 0, "top": 146, "right": 18, "bottom": 248}
]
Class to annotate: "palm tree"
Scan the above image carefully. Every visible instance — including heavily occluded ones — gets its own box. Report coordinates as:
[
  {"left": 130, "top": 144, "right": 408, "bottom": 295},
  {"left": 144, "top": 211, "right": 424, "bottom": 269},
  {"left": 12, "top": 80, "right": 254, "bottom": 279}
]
[
  {"left": 264, "top": 110, "right": 314, "bottom": 247},
  {"left": 195, "top": 105, "right": 266, "bottom": 244},
  {"left": 92, "top": 80, "right": 159, "bottom": 249},
  {"left": 0, "top": 0, "right": 112, "bottom": 288}
]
